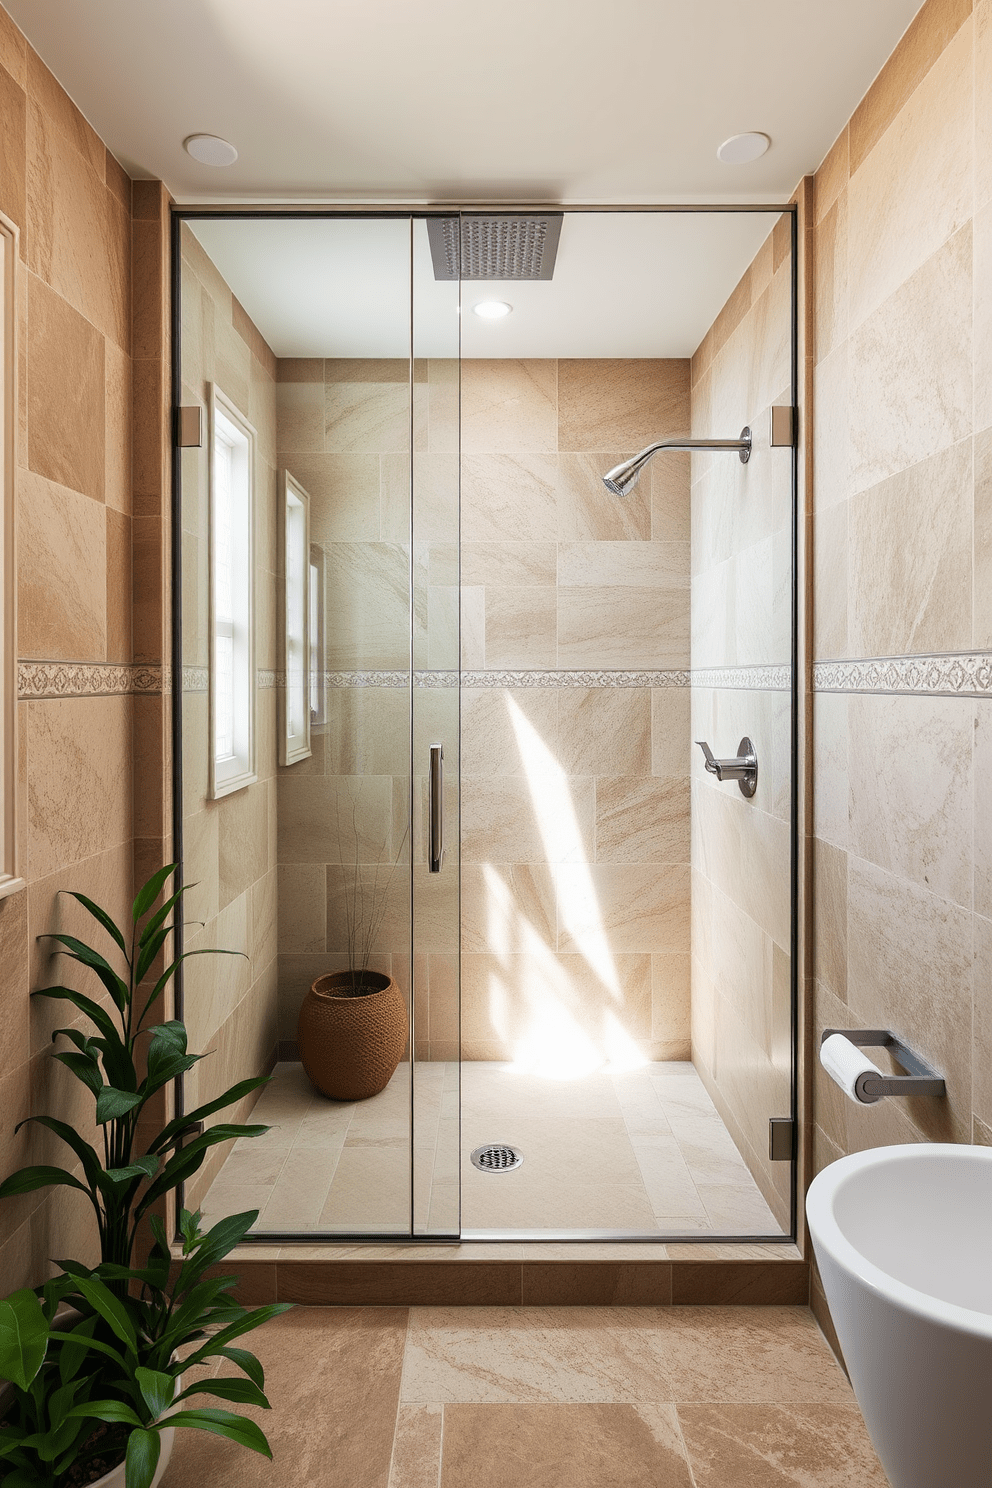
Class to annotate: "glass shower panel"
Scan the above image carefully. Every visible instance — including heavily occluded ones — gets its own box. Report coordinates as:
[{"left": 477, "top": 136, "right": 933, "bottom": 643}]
[
  {"left": 177, "top": 217, "right": 420, "bottom": 1237},
  {"left": 411, "top": 217, "right": 461, "bottom": 1235}
]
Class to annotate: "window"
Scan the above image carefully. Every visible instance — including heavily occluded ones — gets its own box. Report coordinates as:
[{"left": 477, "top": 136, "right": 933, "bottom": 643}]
[
  {"left": 309, "top": 543, "right": 325, "bottom": 728},
  {"left": 279, "top": 471, "right": 311, "bottom": 765},
  {"left": 209, "top": 385, "right": 255, "bottom": 798},
  {"left": 0, "top": 210, "right": 20, "bottom": 898}
]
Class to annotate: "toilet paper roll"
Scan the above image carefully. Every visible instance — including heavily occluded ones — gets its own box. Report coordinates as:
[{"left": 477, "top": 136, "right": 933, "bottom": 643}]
[{"left": 819, "top": 1033, "right": 884, "bottom": 1105}]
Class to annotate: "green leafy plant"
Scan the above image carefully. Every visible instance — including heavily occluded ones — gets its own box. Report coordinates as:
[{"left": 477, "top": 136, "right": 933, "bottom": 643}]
[
  {"left": 0, "top": 865, "right": 268, "bottom": 1275},
  {"left": 0, "top": 1285, "right": 101, "bottom": 1488}
]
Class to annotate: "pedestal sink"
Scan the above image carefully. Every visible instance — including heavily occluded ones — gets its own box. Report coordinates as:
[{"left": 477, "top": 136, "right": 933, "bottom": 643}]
[{"left": 806, "top": 1144, "right": 992, "bottom": 1488}]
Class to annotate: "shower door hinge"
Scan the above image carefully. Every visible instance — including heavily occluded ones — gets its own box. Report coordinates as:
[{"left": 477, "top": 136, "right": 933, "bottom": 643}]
[
  {"left": 769, "top": 405, "right": 796, "bottom": 447},
  {"left": 768, "top": 1117, "right": 795, "bottom": 1161},
  {"left": 175, "top": 405, "right": 203, "bottom": 448}
]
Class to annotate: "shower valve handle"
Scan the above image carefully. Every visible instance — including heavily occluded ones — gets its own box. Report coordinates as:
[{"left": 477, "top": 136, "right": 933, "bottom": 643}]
[{"left": 695, "top": 738, "right": 758, "bottom": 798}]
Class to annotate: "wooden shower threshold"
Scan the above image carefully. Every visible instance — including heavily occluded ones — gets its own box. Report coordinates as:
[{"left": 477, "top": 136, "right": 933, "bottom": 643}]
[{"left": 209, "top": 1240, "right": 808, "bottom": 1307}]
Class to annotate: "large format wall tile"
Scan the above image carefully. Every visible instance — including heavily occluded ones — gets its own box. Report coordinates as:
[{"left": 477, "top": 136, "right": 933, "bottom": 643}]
[
  {"left": 27, "top": 273, "right": 105, "bottom": 502},
  {"left": 558, "top": 360, "right": 689, "bottom": 451},
  {"left": 461, "top": 360, "right": 556, "bottom": 453}
]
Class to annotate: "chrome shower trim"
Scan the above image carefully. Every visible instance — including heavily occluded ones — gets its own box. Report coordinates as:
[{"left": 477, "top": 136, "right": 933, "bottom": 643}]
[{"left": 602, "top": 425, "right": 751, "bottom": 496}]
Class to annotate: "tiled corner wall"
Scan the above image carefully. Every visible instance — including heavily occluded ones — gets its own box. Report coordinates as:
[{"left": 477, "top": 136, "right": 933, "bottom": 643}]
[
  {"left": 178, "top": 225, "right": 280, "bottom": 1212},
  {"left": 808, "top": 0, "right": 992, "bottom": 1321},
  {"left": 688, "top": 218, "right": 795, "bottom": 1230},
  {"left": 0, "top": 6, "right": 165, "bottom": 1285}
]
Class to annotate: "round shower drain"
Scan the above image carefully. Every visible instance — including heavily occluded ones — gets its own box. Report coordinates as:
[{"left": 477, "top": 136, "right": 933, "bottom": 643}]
[{"left": 471, "top": 1143, "right": 524, "bottom": 1173}]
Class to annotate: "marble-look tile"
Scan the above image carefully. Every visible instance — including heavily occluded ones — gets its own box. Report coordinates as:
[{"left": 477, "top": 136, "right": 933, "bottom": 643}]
[
  {"left": 558, "top": 689, "right": 652, "bottom": 776},
  {"left": 461, "top": 360, "right": 556, "bottom": 453},
  {"left": 461, "top": 775, "right": 595, "bottom": 865},
  {"left": 323, "top": 687, "right": 409, "bottom": 776},
  {"left": 165, "top": 1308, "right": 407, "bottom": 1488},
  {"left": 461, "top": 689, "right": 558, "bottom": 777},
  {"left": 595, "top": 777, "right": 690, "bottom": 864},
  {"left": 218, "top": 779, "right": 269, "bottom": 909},
  {"left": 650, "top": 452, "right": 691, "bottom": 542},
  {"left": 813, "top": 840, "right": 848, "bottom": 1004},
  {"left": 324, "top": 381, "right": 408, "bottom": 453},
  {"left": 460, "top": 541, "right": 556, "bottom": 588},
  {"left": 812, "top": 342, "right": 851, "bottom": 510},
  {"left": 317, "top": 1145, "right": 412, "bottom": 1232},
  {"left": 558, "top": 586, "right": 689, "bottom": 669},
  {"left": 814, "top": 192, "right": 847, "bottom": 365},
  {"left": 849, "top": 224, "right": 972, "bottom": 492},
  {"left": 388, "top": 1403, "right": 442, "bottom": 1488},
  {"left": 459, "top": 952, "right": 652, "bottom": 1053},
  {"left": 277, "top": 863, "right": 327, "bottom": 952},
  {"left": 848, "top": 694, "right": 973, "bottom": 909},
  {"left": 322, "top": 542, "right": 410, "bottom": 669},
  {"left": 976, "top": 200, "right": 992, "bottom": 441},
  {"left": 17, "top": 470, "right": 106, "bottom": 660},
  {"left": 557, "top": 360, "right": 689, "bottom": 451},
  {"left": 276, "top": 381, "right": 324, "bottom": 452},
  {"left": 847, "top": 21, "right": 973, "bottom": 332},
  {"left": 279, "top": 773, "right": 395, "bottom": 866},
  {"left": 27, "top": 697, "right": 130, "bottom": 881},
  {"left": 288, "top": 453, "right": 381, "bottom": 542},
  {"left": 660, "top": 1308, "right": 852, "bottom": 1404},
  {"left": 440, "top": 1403, "right": 693, "bottom": 1488},
  {"left": 651, "top": 689, "right": 691, "bottom": 778},
  {"left": 556, "top": 864, "right": 689, "bottom": 956},
  {"left": 848, "top": 437, "right": 972, "bottom": 657},
  {"left": 678, "top": 1403, "right": 888, "bottom": 1486},
  {"left": 813, "top": 498, "right": 848, "bottom": 660},
  {"left": 811, "top": 692, "right": 849, "bottom": 850},
  {"left": 484, "top": 587, "right": 557, "bottom": 669},
  {"left": 461, "top": 454, "right": 558, "bottom": 541},
  {"left": 848, "top": 855, "right": 973, "bottom": 1142},
  {"left": 26, "top": 272, "right": 105, "bottom": 503},
  {"left": 558, "top": 453, "right": 652, "bottom": 541},
  {"left": 460, "top": 862, "right": 557, "bottom": 954},
  {"left": 971, "top": 913, "right": 992, "bottom": 1131}
]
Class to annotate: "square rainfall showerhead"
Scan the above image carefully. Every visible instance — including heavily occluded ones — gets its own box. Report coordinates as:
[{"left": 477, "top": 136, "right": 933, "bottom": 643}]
[{"left": 426, "top": 214, "right": 563, "bottom": 281}]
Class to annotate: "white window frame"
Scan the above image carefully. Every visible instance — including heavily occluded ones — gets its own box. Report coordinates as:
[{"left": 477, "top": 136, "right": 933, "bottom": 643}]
[
  {"left": 279, "top": 470, "right": 311, "bottom": 766},
  {"left": 308, "top": 542, "right": 325, "bottom": 728},
  {"left": 208, "top": 384, "right": 256, "bottom": 799},
  {"left": 0, "top": 210, "right": 21, "bottom": 899}
]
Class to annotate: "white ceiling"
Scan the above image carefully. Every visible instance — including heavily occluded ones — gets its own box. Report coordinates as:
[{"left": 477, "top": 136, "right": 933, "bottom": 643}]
[
  {"left": 188, "top": 211, "right": 782, "bottom": 359},
  {"left": 6, "top": 0, "right": 924, "bottom": 205}
]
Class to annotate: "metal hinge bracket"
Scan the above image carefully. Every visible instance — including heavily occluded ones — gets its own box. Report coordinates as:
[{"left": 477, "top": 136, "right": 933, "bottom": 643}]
[{"left": 768, "top": 1116, "right": 795, "bottom": 1161}]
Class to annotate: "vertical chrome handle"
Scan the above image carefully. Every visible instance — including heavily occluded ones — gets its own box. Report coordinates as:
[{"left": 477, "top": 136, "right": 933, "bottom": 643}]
[{"left": 428, "top": 744, "right": 443, "bottom": 873}]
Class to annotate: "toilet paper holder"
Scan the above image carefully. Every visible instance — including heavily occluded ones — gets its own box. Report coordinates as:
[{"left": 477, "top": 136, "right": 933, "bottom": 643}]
[{"left": 821, "top": 1029, "right": 946, "bottom": 1099}]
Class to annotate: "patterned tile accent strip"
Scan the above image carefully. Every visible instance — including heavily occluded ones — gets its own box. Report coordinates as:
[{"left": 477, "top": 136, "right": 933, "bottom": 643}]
[
  {"left": 177, "top": 665, "right": 800, "bottom": 694},
  {"left": 692, "top": 665, "right": 791, "bottom": 692},
  {"left": 18, "top": 662, "right": 165, "bottom": 700},
  {"left": 813, "top": 653, "right": 992, "bottom": 697}
]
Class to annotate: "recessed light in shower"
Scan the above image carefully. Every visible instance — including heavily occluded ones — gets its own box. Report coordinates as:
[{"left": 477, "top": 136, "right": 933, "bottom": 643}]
[
  {"left": 716, "top": 132, "right": 771, "bottom": 165},
  {"left": 183, "top": 134, "right": 239, "bottom": 167},
  {"left": 472, "top": 301, "right": 513, "bottom": 319}
]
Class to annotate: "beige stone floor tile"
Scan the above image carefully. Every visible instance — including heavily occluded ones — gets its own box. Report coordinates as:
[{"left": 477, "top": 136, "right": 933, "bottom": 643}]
[
  {"left": 402, "top": 1307, "right": 678, "bottom": 1404},
  {"left": 318, "top": 1146, "right": 413, "bottom": 1232},
  {"left": 659, "top": 1308, "right": 853, "bottom": 1404},
  {"left": 439, "top": 1402, "right": 693, "bottom": 1487},
  {"left": 388, "top": 1403, "right": 443, "bottom": 1488},
  {"left": 677, "top": 1403, "right": 888, "bottom": 1486}
]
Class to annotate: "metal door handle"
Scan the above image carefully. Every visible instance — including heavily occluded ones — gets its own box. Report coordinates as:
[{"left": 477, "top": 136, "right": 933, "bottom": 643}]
[{"left": 428, "top": 744, "right": 443, "bottom": 873}]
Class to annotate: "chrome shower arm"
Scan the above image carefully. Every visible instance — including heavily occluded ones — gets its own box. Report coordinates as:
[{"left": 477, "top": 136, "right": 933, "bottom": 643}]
[{"left": 603, "top": 425, "right": 751, "bottom": 496}]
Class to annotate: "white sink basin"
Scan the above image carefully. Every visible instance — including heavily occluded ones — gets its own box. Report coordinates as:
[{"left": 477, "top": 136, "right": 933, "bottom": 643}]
[{"left": 807, "top": 1144, "right": 992, "bottom": 1488}]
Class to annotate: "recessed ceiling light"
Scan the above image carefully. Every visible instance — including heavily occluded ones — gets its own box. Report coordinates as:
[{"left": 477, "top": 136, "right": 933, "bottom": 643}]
[
  {"left": 184, "top": 134, "right": 239, "bottom": 167},
  {"left": 716, "top": 132, "right": 771, "bottom": 165},
  {"left": 472, "top": 301, "right": 513, "bottom": 319}
]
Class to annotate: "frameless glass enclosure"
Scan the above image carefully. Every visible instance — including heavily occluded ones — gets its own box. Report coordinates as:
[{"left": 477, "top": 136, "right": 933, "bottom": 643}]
[{"left": 173, "top": 207, "right": 796, "bottom": 1243}]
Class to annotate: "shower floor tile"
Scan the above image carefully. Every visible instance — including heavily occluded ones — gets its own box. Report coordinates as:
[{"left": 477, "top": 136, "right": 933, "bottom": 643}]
[{"left": 199, "top": 1061, "right": 785, "bottom": 1238}]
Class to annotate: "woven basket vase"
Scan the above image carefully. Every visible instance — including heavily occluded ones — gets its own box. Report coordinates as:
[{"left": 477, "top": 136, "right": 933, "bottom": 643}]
[{"left": 298, "top": 970, "right": 409, "bottom": 1100}]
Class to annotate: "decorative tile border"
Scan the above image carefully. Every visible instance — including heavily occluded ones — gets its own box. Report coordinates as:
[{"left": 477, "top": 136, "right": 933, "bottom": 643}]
[
  {"left": 18, "top": 662, "right": 164, "bottom": 700},
  {"left": 813, "top": 653, "right": 992, "bottom": 697},
  {"left": 177, "top": 664, "right": 797, "bottom": 695},
  {"left": 692, "top": 665, "right": 791, "bottom": 692}
]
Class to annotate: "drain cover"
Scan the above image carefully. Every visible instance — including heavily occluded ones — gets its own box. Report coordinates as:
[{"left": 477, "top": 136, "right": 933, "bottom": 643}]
[{"left": 471, "top": 1143, "right": 524, "bottom": 1173}]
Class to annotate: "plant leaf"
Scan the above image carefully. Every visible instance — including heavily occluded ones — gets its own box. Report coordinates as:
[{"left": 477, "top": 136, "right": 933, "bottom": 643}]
[
  {"left": 135, "top": 1130, "right": 267, "bottom": 1215},
  {"left": 216, "top": 1346, "right": 264, "bottom": 1388},
  {"left": 135, "top": 925, "right": 170, "bottom": 988},
  {"left": 173, "top": 1210, "right": 259, "bottom": 1291},
  {"left": 61, "top": 891, "right": 128, "bottom": 958},
  {"left": 132, "top": 864, "right": 178, "bottom": 924},
  {"left": 182, "top": 1305, "right": 292, "bottom": 1367},
  {"left": 31, "top": 985, "right": 121, "bottom": 1044},
  {"left": 95, "top": 1086, "right": 145, "bottom": 1124},
  {"left": 152, "top": 1076, "right": 270, "bottom": 1152},
  {"left": 125, "top": 1427, "right": 162, "bottom": 1488},
  {"left": 0, "top": 1166, "right": 92, "bottom": 1202},
  {"left": 175, "top": 1376, "right": 268, "bottom": 1409},
  {"left": 139, "top": 947, "right": 246, "bottom": 1026},
  {"left": 53, "top": 1049, "right": 103, "bottom": 1096},
  {"left": 104, "top": 1154, "right": 159, "bottom": 1187},
  {"left": 135, "top": 1367, "right": 176, "bottom": 1419},
  {"left": 168, "top": 1409, "right": 273, "bottom": 1457},
  {"left": 67, "top": 1400, "right": 143, "bottom": 1428},
  {"left": 138, "top": 885, "right": 188, "bottom": 950},
  {"left": 13, "top": 1116, "right": 102, "bottom": 1194},
  {"left": 38, "top": 935, "right": 129, "bottom": 1012},
  {"left": 0, "top": 1289, "right": 48, "bottom": 1392},
  {"left": 71, "top": 1275, "right": 137, "bottom": 1351}
]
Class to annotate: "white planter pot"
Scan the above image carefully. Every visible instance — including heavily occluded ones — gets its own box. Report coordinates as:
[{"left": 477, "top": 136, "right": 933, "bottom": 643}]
[
  {"left": 88, "top": 1374, "right": 181, "bottom": 1488},
  {"left": 89, "top": 1425, "right": 174, "bottom": 1488},
  {"left": 807, "top": 1144, "right": 992, "bottom": 1488}
]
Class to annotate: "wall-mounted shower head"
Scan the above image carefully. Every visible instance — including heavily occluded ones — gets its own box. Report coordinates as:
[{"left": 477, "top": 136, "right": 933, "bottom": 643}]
[{"left": 603, "top": 426, "right": 752, "bottom": 496}]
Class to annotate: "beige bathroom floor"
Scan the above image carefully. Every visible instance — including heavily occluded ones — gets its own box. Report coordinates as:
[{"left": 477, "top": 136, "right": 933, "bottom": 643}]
[
  {"left": 163, "top": 1305, "right": 886, "bottom": 1487},
  {"left": 201, "top": 1060, "right": 784, "bottom": 1238}
]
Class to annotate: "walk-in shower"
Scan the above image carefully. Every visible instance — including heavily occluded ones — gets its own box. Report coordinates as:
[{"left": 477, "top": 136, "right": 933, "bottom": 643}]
[{"left": 171, "top": 205, "right": 798, "bottom": 1244}]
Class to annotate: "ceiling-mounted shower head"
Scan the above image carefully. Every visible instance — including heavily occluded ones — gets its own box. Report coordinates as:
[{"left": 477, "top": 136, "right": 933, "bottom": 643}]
[
  {"left": 426, "top": 214, "right": 564, "bottom": 281},
  {"left": 603, "top": 427, "right": 752, "bottom": 496}
]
